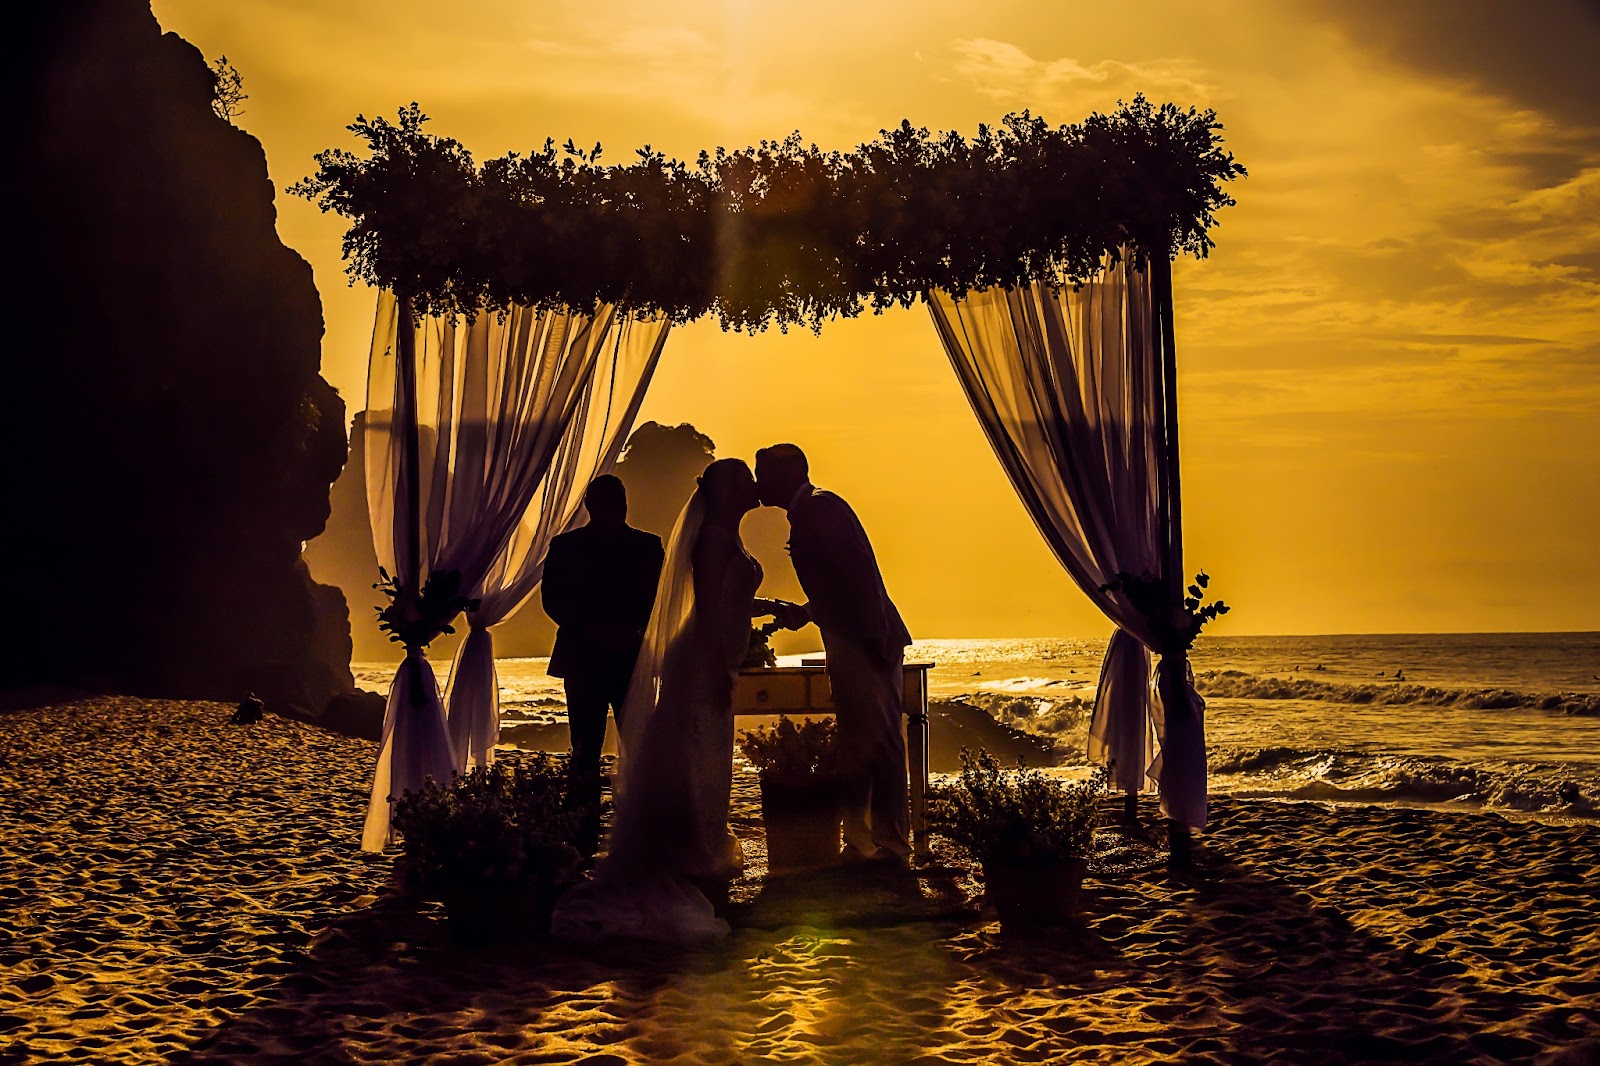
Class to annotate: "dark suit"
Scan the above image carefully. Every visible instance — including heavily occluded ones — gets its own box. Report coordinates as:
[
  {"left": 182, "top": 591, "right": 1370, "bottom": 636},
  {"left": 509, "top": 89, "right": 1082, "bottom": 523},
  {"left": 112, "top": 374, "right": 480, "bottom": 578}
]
[
  {"left": 787, "top": 485, "right": 912, "bottom": 860},
  {"left": 788, "top": 488, "right": 911, "bottom": 653},
  {"left": 542, "top": 522, "right": 664, "bottom": 851}
]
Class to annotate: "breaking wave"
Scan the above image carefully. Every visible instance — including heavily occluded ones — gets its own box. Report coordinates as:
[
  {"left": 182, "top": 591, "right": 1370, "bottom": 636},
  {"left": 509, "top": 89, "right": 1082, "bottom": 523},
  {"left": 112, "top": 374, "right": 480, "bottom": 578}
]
[
  {"left": 1210, "top": 745, "right": 1600, "bottom": 819},
  {"left": 942, "top": 690, "right": 1095, "bottom": 737},
  {"left": 1196, "top": 670, "right": 1600, "bottom": 717}
]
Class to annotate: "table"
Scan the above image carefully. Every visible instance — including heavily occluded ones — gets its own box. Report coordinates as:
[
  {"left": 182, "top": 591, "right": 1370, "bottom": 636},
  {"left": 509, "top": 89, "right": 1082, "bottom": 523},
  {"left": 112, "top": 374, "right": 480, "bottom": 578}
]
[{"left": 734, "top": 661, "right": 934, "bottom": 863}]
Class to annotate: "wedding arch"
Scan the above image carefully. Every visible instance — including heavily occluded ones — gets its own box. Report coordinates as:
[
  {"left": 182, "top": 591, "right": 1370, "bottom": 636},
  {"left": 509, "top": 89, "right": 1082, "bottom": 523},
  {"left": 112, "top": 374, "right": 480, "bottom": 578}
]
[{"left": 292, "top": 96, "right": 1246, "bottom": 853}]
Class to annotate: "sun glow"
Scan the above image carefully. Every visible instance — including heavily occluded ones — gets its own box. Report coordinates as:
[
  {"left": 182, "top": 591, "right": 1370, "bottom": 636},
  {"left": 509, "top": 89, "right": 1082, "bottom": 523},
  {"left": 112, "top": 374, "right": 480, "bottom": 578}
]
[{"left": 154, "top": 0, "right": 1600, "bottom": 635}]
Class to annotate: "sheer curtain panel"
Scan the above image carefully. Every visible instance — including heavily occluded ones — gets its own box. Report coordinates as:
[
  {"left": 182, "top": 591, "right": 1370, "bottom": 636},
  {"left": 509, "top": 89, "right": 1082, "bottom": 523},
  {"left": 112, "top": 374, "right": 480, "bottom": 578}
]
[
  {"left": 360, "top": 293, "right": 668, "bottom": 851},
  {"left": 443, "top": 313, "right": 670, "bottom": 772},
  {"left": 928, "top": 257, "right": 1206, "bottom": 828}
]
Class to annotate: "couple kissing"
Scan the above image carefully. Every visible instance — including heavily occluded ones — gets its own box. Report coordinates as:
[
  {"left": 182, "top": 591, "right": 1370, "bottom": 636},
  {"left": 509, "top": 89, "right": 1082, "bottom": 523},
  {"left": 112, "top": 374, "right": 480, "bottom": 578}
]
[{"left": 546, "top": 443, "right": 912, "bottom": 944}]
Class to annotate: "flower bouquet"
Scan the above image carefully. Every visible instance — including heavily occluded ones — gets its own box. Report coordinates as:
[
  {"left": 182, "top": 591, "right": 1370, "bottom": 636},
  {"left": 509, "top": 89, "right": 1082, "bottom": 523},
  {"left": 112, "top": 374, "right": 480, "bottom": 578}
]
[{"left": 741, "top": 619, "right": 781, "bottom": 669}]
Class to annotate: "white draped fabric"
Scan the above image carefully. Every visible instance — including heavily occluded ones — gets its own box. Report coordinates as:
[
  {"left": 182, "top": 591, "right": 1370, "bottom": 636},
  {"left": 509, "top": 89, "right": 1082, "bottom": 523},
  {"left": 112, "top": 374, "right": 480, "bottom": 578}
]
[
  {"left": 442, "top": 312, "right": 669, "bottom": 773},
  {"left": 928, "top": 257, "right": 1207, "bottom": 829},
  {"left": 360, "top": 293, "right": 670, "bottom": 851}
]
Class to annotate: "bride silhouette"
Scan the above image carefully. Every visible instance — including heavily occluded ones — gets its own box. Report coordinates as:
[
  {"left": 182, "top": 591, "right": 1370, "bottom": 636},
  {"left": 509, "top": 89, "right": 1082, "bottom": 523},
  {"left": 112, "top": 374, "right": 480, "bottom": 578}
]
[{"left": 552, "top": 458, "right": 787, "bottom": 943}]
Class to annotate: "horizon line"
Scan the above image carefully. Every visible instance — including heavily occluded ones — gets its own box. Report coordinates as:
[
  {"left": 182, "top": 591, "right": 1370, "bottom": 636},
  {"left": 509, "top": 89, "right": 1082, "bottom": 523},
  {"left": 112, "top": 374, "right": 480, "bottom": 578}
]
[{"left": 906, "top": 629, "right": 1600, "bottom": 640}]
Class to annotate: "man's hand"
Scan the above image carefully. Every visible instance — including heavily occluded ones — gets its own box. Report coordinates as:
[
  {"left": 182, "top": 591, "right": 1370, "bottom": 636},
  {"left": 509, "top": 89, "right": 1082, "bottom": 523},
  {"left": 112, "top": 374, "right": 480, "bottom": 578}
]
[{"left": 771, "top": 601, "right": 811, "bottom": 631}]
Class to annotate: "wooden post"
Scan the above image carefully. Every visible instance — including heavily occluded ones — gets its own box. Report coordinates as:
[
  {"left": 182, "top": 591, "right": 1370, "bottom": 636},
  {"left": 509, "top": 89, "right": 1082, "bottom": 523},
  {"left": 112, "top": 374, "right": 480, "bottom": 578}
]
[
  {"left": 905, "top": 666, "right": 931, "bottom": 865},
  {"left": 395, "top": 292, "right": 423, "bottom": 594},
  {"left": 395, "top": 292, "right": 428, "bottom": 707},
  {"left": 1152, "top": 253, "right": 1193, "bottom": 869},
  {"left": 1152, "top": 257, "right": 1184, "bottom": 662},
  {"left": 1152, "top": 256, "right": 1176, "bottom": 598}
]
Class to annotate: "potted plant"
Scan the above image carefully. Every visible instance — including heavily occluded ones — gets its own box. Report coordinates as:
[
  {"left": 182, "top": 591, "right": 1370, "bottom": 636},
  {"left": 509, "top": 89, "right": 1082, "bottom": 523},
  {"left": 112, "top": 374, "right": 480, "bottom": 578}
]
[
  {"left": 929, "top": 749, "right": 1107, "bottom": 927},
  {"left": 739, "top": 715, "right": 841, "bottom": 872},
  {"left": 391, "top": 755, "right": 586, "bottom": 943}
]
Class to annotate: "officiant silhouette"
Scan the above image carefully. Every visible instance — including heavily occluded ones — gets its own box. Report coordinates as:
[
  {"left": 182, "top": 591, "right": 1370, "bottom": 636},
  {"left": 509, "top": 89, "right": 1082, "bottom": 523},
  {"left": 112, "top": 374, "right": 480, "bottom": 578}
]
[{"left": 542, "top": 475, "right": 665, "bottom": 854}]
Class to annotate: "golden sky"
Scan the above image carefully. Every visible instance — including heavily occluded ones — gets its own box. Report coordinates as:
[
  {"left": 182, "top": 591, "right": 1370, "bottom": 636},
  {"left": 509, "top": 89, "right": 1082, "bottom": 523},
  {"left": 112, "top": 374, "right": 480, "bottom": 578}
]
[{"left": 154, "top": 0, "right": 1600, "bottom": 637}]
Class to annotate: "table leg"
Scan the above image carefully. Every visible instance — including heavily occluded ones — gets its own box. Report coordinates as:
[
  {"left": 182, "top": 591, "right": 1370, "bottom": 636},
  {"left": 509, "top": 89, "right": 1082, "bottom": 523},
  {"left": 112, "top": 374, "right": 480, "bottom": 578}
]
[{"left": 908, "top": 709, "right": 929, "bottom": 864}]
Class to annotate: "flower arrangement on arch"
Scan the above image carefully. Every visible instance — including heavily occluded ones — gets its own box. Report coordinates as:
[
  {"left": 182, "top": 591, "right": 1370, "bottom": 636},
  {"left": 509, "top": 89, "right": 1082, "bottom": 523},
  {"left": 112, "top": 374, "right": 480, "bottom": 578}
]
[
  {"left": 291, "top": 97, "right": 1246, "bottom": 333},
  {"left": 1099, "top": 569, "right": 1229, "bottom": 653},
  {"left": 371, "top": 566, "right": 480, "bottom": 649}
]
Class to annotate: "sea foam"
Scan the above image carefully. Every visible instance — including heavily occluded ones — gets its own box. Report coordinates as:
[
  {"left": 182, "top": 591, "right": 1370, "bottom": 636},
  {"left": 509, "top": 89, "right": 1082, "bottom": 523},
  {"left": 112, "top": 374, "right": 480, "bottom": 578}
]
[
  {"left": 1196, "top": 670, "right": 1600, "bottom": 716},
  {"left": 1210, "top": 745, "right": 1599, "bottom": 819}
]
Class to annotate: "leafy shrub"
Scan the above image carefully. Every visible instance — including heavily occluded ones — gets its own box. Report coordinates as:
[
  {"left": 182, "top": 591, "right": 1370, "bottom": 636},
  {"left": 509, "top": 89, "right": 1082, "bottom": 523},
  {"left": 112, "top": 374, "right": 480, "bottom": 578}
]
[
  {"left": 929, "top": 748, "right": 1107, "bottom": 867},
  {"left": 292, "top": 98, "right": 1246, "bottom": 332},
  {"left": 209, "top": 55, "right": 247, "bottom": 124},
  {"left": 741, "top": 619, "right": 780, "bottom": 669},
  {"left": 391, "top": 755, "right": 585, "bottom": 908},
  {"left": 739, "top": 715, "right": 837, "bottom": 786}
]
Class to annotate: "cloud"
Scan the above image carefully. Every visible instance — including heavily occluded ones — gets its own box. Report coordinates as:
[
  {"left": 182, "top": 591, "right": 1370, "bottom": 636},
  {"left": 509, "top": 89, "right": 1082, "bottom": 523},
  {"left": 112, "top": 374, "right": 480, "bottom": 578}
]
[
  {"left": 1386, "top": 333, "right": 1549, "bottom": 346},
  {"left": 524, "top": 26, "right": 720, "bottom": 70},
  {"left": 1541, "top": 248, "right": 1600, "bottom": 283},
  {"left": 1287, "top": 0, "right": 1600, "bottom": 133},
  {"left": 926, "top": 28, "right": 1600, "bottom": 469},
  {"left": 1184, "top": 342, "right": 1600, "bottom": 433},
  {"left": 941, "top": 38, "right": 1213, "bottom": 114}
]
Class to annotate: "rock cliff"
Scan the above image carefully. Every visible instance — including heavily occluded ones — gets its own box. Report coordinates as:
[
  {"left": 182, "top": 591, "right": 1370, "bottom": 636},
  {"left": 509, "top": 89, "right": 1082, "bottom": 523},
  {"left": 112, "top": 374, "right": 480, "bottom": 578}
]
[{"left": 10, "top": 1, "right": 353, "bottom": 708}]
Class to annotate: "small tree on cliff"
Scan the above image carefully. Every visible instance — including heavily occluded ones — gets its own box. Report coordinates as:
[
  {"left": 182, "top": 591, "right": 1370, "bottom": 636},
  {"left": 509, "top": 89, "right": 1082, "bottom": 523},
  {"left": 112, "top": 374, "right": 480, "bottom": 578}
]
[{"left": 210, "top": 56, "right": 247, "bottom": 124}]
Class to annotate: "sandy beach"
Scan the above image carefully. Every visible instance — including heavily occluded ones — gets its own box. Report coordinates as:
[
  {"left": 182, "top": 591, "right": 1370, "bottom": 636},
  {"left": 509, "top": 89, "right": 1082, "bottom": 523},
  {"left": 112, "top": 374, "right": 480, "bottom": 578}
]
[{"left": 2, "top": 696, "right": 1597, "bottom": 1064}]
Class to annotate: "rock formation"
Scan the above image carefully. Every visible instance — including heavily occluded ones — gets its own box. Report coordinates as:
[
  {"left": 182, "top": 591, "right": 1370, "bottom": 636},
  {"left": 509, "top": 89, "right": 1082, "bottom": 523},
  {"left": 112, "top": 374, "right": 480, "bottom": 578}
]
[
  {"left": 10, "top": 1, "right": 353, "bottom": 709},
  {"left": 612, "top": 421, "right": 717, "bottom": 540},
  {"left": 302, "top": 412, "right": 395, "bottom": 663}
]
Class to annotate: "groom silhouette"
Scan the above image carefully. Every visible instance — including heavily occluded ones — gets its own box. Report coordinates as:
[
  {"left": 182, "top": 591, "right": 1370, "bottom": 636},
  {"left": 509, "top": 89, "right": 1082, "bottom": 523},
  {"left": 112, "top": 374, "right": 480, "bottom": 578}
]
[
  {"left": 756, "top": 444, "right": 913, "bottom": 867},
  {"left": 542, "top": 475, "right": 665, "bottom": 854}
]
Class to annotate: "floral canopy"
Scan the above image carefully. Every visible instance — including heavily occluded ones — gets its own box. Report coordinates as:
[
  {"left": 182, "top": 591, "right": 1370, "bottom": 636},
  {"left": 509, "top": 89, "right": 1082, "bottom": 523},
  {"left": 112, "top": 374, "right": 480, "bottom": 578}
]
[
  {"left": 296, "top": 96, "right": 1244, "bottom": 853},
  {"left": 292, "top": 95, "right": 1243, "bottom": 330}
]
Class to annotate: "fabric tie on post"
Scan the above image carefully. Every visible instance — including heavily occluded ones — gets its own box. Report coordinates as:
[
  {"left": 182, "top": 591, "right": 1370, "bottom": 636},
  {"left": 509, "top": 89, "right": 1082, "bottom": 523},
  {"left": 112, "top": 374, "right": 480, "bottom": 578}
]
[
  {"left": 1088, "top": 628, "right": 1157, "bottom": 793},
  {"left": 445, "top": 624, "right": 500, "bottom": 771},
  {"left": 360, "top": 645, "right": 456, "bottom": 852},
  {"left": 1149, "top": 655, "right": 1207, "bottom": 830}
]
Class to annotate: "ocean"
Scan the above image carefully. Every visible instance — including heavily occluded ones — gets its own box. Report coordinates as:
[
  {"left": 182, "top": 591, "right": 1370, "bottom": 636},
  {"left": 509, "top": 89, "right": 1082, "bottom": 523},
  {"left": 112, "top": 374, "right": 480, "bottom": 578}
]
[{"left": 354, "top": 631, "right": 1600, "bottom": 821}]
